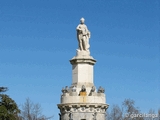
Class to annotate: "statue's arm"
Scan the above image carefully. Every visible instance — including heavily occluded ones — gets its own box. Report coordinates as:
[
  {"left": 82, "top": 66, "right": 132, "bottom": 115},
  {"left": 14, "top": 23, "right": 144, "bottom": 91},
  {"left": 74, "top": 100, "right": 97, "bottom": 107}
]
[
  {"left": 85, "top": 25, "right": 91, "bottom": 38},
  {"left": 84, "top": 25, "right": 90, "bottom": 35},
  {"left": 76, "top": 25, "right": 81, "bottom": 31}
]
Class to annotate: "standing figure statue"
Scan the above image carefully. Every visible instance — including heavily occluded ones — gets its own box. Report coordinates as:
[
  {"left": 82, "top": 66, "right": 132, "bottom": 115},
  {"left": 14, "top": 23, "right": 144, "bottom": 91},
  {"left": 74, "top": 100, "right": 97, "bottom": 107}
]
[{"left": 76, "top": 18, "right": 91, "bottom": 52}]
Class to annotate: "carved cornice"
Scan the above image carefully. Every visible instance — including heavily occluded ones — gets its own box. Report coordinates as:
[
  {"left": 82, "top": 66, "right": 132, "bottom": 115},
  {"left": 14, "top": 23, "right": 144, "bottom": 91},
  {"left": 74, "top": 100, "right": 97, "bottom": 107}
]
[
  {"left": 57, "top": 103, "right": 109, "bottom": 114},
  {"left": 70, "top": 58, "right": 96, "bottom": 65}
]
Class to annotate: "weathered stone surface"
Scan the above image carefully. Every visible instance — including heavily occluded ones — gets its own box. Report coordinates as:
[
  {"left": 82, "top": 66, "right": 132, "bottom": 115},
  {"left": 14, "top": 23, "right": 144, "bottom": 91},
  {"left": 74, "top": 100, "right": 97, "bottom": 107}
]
[
  {"left": 61, "top": 95, "right": 106, "bottom": 104},
  {"left": 58, "top": 103, "right": 109, "bottom": 120},
  {"left": 57, "top": 18, "right": 109, "bottom": 120},
  {"left": 70, "top": 56, "right": 96, "bottom": 94}
]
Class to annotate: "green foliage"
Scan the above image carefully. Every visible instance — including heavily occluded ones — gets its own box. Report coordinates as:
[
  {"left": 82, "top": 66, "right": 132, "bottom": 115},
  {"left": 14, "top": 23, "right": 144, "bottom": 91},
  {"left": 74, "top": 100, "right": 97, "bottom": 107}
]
[
  {"left": 0, "top": 87, "right": 20, "bottom": 120},
  {"left": 0, "top": 87, "right": 8, "bottom": 93}
]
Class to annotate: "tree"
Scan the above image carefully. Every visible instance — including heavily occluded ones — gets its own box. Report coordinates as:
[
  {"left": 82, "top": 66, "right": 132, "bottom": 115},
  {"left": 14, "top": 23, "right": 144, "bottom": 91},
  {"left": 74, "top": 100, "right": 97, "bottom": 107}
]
[
  {"left": 122, "top": 99, "right": 144, "bottom": 120},
  {"left": 144, "top": 109, "right": 155, "bottom": 120},
  {"left": 0, "top": 87, "right": 8, "bottom": 92},
  {"left": 108, "top": 104, "right": 123, "bottom": 120},
  {"left": 0, "top": 87, "right": 20, "bottom": 120},
  {"left": 158, "top": 109, "right": 160, "bottom": 120},
  {"left": 107, "top": 99, "right": 145, "bottom": 120},
  {"left": 20, "top": 98, "right": 53, "bottom": 120}
]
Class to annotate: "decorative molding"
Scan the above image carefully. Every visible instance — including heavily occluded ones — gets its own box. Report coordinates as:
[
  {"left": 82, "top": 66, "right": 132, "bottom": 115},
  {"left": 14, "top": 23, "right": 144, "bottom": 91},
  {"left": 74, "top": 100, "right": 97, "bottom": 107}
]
[{"left": 58, "top": 103, "right": 109, "bottom": 114}]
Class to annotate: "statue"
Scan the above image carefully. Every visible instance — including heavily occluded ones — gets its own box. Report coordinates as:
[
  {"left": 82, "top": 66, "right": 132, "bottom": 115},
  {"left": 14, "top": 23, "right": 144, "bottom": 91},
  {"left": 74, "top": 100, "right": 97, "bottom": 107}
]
[
  {"left": 98, "top": 86, "right": 105, "bottom": 93},
  {"left": 89, "top": 86, "right": 96, "bottom": 96},
  {"left": 71, "top": 86, "right": 76, "bottom": 92},
  {"left": 91, "top": 86, "right": 96, "bottom": 92},
  {"left": 81, "top": 85, "right": 86, "bottom": 92},
  {"left": 76, "top": 18, "right": 91, "bottom": 52},
  {"left": 61, "top": 86, "right": 69, "bottom": 93}
]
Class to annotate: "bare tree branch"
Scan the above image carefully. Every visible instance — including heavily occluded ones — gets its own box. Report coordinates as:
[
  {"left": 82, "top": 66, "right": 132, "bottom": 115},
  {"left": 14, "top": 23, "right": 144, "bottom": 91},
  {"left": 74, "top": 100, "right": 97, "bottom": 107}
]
[{"left": 20, "top": 98, "right": 53, "bottom": 120}]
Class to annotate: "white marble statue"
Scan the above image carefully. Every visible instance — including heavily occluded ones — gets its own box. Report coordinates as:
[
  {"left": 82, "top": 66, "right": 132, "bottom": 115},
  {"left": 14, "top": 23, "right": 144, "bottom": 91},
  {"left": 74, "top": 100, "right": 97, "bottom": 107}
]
[{"left": 76, "top": 18, "right": 91, "bottom": 52}]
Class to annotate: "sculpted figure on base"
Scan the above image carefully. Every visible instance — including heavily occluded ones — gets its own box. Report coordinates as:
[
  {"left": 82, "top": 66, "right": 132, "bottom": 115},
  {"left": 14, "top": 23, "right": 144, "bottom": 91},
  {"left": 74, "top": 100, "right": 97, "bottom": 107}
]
[{"left": 76, "top": 18, "right": 91, "bottom": 52}]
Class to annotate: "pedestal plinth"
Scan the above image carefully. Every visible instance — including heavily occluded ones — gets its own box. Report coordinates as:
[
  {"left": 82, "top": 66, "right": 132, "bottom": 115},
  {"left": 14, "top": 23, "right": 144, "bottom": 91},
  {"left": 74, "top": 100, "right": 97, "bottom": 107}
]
[{"left": 70, "top": 51, "right": 96, "bottom": 87}]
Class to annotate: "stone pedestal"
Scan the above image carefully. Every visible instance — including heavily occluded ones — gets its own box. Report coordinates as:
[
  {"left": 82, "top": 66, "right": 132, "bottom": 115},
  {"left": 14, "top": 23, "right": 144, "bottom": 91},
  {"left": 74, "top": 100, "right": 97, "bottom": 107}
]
[
  {"left": 58, "top": 103, "right": 108, "bottom": 120},
  {"left": 57, "top": 51, "right": 109, "bottom": 120},
  {"left": 70, "top": 51, "right": 96, "bottom": 94}
]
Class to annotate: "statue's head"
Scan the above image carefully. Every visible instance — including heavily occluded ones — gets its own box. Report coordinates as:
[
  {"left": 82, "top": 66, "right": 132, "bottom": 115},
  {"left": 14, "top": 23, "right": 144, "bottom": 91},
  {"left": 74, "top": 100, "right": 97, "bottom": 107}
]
[{"left": 80, "top": 18, "right": 85, "bottom": 24}]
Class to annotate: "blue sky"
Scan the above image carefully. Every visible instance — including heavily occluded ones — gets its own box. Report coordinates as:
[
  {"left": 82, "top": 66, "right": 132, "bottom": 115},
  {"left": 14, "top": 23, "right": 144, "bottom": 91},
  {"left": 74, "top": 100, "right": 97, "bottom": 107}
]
[{"left": 0, "top": 0, "right": 159, "bottom": 119}]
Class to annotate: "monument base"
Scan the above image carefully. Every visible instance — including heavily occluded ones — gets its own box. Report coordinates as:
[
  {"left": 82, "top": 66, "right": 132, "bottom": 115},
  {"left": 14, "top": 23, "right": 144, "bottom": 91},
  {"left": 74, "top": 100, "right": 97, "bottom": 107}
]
[
  {"left": 58, "top": 103, "right": 109, "bottom": 120},
  {"left": 57, "top": 18, "right": 109, "bottom": 120}
]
